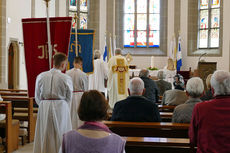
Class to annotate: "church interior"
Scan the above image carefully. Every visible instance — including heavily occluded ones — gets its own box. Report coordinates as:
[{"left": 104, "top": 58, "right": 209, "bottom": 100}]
[{"left": 0, "top": 0, "right": 230, "bottom": 152}]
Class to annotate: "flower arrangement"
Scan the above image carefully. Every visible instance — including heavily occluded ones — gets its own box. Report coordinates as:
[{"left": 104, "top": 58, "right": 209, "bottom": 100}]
[{"left": 147, "top": 67, "right": 158, "bottom": 71}]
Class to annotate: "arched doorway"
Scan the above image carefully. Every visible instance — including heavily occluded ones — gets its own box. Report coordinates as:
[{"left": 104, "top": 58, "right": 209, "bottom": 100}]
[{"left": 8, "top": 41, "right": 19, "bottom": 89}]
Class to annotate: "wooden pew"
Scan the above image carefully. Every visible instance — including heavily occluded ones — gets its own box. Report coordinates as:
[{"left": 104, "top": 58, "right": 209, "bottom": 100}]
[
  {"left": 1, "top": 96, "right": 36, "bottom": 142},
  {"left": 103, "top": 121, "right": 190, "bottom": 138},
  {"left": 158, "top": 105, "right": 175, "bottom": 112},
  {"left": 0, "top": 101, "right": 19, "bottom": 153},
  {"left": 0, "top": 89, "right": 27, "bottom": 92},
  {"left": 0, "top": 92, "right": 28, "bottom": 97},
  {"left": 124, "top": 137, "right": 191, "bottom": 153}
]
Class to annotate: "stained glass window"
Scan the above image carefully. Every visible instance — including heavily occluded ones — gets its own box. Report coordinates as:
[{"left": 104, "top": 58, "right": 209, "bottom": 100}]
[
  {"left": 69, "top": 0, "right": 88, "bottom": 29},
  {"left": 124, "top": 0, "right": 160, "bottom": 48},
  {"left": 198, "top": 0, "right": 220, "bottom": 48}
]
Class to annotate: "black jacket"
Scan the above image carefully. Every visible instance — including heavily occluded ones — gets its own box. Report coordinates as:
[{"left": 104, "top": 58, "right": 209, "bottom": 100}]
[{"left": 111, "top": 96, "right": 161, "bottom": 122}]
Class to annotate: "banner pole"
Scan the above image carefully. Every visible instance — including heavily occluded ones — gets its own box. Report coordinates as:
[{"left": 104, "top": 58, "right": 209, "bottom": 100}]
[
  {"left": 44, "top": 0, "right": 52, "bottom": 69},
  {"left": 74, "top": 13, "right": 79, "bottom": 57}
]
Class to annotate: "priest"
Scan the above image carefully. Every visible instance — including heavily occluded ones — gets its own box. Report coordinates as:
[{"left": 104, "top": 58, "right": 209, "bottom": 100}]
[
  {"left": 34, "top": 53, "right": 73, "bottom": 153},
  {"left": 66, "top": 56, "right": 88, "bottom": 129},
  {"left": 108, "top": 48, "right": 129, "bottom": 108},
  {"left": 88, "top": 50, "right": 108, "bottom": 95}
]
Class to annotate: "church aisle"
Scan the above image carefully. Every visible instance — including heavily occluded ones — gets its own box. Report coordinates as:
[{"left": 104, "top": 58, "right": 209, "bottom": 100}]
[{"left": 13, "top": 143, "right": 33, "bottom": 153}]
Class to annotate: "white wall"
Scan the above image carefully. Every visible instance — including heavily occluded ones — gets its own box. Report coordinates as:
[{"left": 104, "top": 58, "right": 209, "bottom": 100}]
[{"left": 6, "top": 0, "right": 32, "bottom": 89}]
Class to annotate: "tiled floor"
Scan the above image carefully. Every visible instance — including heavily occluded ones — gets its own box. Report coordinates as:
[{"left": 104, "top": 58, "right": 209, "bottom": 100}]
[{"left": 13, "top": 143, "right": 33, "bottom": 153}]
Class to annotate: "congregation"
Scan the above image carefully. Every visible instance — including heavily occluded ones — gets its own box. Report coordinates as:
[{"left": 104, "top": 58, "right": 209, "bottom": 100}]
[{"left": 1, "top": 48, "right": 230, "bottom": 153}]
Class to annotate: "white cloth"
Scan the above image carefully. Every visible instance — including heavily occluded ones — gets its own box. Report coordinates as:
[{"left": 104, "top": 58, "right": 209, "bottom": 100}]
[
  {"left": 108, "top": 55, "right": 129, "bottom": 108},
  {"left": 71, "top": 92, "right": 84, "bottom": 130},
  {"left": 88, "top": 59, "right": 108, "bottom": 93},
  {"left": 66, "top": 68, "right": 88, "bottom": 129},
  {"left": 66, "top": 68, "right": 88, "bottom": 91},
  {"left": 34, "top": 68, "right": 73, "bottom": 153}
]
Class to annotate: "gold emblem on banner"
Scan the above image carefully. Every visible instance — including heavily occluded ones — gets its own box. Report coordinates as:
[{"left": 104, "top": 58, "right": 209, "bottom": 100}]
[
  {"left": 37, "top": 43, "right": 59, "bottom": 59},
  {"left": 70, "top": 41, "right": 82, "bottom": 54}
]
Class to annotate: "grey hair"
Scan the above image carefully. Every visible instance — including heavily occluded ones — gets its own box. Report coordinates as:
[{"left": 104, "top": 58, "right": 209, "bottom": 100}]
[
  {"left": 210, "top": 70, "right": 230, "bottom": 96},
  {"left": 157, "top": 71, "right": 165, "bottom": 80},
  {"left": 115, "top": 48, "right": 122, "bottom": 55},
  {"left": 129, "top": 77, "right": 144, "bottom": 95},
  {"left": 186, "top": 77, "right": 204, "bottom": 98},
  {"left": 94, "top": 50, "right": 101, "bottom": 59},
  {"left": 139, "top": 69, "right": 149, "bottom": 77}
]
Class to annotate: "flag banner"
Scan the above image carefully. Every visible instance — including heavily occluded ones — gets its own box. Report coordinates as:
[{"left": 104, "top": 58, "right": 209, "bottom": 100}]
[
  {"left": 177, "top": 36, "right": 182, "bottom": 71},
  {"left": 68, "top": 29, "right": 94, "bottom": 73},
  {"left": 22, "top": 17, "right": 72, "bottom": 97}
]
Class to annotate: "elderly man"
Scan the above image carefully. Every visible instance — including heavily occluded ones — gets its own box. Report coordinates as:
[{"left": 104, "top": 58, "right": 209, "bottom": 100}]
[
  {"left": 111, "top": 77, "right": 161, "bottom": 122},
  {"left": 108, "top": 48, "right": 129, "bottom": 108},
  {"left": 139, "top": 69, "right": 159, "bottom": 103},
  {"left": 189, "top": 70, "right": 230, "bottom": 153},
  {"left": 66, "top": 56, "right": 88, "bottom": 129},
  {"left": 88, "top": 50, "right": 108, "bottom": 95},
  {"left": 155, "top": 71, "right": 172, "bottom": 96},
  {"left": 172, "top": 77, "right": 204, "bottom": 123},
  {"left": 34, "top": 53, "right": 73, "bottom": 153}
]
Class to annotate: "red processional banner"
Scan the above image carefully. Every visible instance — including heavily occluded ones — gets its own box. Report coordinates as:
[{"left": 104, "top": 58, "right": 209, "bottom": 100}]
[{"left": 22, "top": 17, "right": 72, "bottom": 97}]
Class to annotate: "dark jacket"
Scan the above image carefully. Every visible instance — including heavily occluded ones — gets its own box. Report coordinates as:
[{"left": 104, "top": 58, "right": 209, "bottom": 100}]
[
  {"left": 155, "top": 79, "right": 172, "bottom": 96},
  {"left": 111, "top": 96, "right": 161, "bottom": 122},
  {"left": 140, "top": 76, "right": 159, "bottom": 103}
]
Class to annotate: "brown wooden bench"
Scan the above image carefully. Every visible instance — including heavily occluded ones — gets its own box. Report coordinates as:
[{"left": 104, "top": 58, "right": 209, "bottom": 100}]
[
  {"left": 124, "top": 137, "right": 193, "bottom": 153},
  {"left": 103, "top": 121, "right": 190, "bottom": 138},
  {"left": 0, "top": 89, "right": 27, "bottom": 92},
  {"left": 0, "top": 92, "right": 28, "bottom": 97},
  {"left": 2, "top": 96, "right": 36, "bottom": 142},
  {"left": 0, "top": 101, "right": 19, "bottom": 153},
  {"left": 158, "top": 105, "right": 175, "bottom": 112}
]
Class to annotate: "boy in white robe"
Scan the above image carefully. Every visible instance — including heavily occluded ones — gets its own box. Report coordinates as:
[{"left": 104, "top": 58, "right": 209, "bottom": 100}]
[
  {"left": 66, "top": 56, "right": 88, "bottom": 129},
  {"left": 33, "top": 53, "right": 73, "bottom": 153}
]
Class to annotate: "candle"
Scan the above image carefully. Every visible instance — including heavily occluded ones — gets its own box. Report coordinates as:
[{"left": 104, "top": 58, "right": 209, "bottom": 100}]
[{"left": 151, "top": 56, "right": 154, "bottom": 68}]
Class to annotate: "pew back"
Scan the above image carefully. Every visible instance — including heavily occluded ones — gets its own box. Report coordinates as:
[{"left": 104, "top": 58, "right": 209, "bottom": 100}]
[{"left": 103, "top": 121, "right": 190, "bottom": 138}]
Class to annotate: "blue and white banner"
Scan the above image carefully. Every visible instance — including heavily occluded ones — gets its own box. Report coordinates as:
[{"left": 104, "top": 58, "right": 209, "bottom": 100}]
[
  {"left": 177, "top": 36, "right": 182, "bottom": 71},
  {"left": 68, "top": 29, "right": 95, "bottom": 73}
]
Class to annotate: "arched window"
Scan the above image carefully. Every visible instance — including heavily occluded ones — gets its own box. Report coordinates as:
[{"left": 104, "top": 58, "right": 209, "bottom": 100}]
[
  {"left": 69, "top": 0, "right": 88, "bottom": 29},
  {"left": 124, "top": 0, "right": 160, "bottom": 48},
  {"left": 198, "top": 0, "right": 220, "bottom": 48}
]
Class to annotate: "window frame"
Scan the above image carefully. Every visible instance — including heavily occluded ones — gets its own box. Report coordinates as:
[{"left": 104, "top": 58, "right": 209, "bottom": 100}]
[
  {"left": 198, "top": 0, "right": 220, "bottom": 49},
  {"left": 69, "top": 0, "right": 88, "bottom": 29},
  {"left": 123, "top": 0, "right": 160, "bottom": 48}
]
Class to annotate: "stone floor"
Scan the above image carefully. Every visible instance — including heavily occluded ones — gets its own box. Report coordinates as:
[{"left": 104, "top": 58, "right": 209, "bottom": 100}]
[{"left": 13, "top": 143, "right": 33, "bottom": 153}]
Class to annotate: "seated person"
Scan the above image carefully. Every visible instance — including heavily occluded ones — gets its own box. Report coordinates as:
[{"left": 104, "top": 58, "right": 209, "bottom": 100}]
[
  {"left": 172, "top": 77, "right": 204, "bottom": 123},
  {"left": 139, "top": 69, "right": 159, "bottom": 103},
  {"left": 161, "top": 89, "right": 188, "bottom": 106},
  {"left": 189, "top": 70, "right": 230, "bottom": 153},
  {"left": 155, "top": 71, "right": 172, "bottom": 96},
  {"left": 173, "top": 74, "right": 185, "bottom": 90},
  {"left": 62, "top": 90, "right": 125, "bottom": 153},
  {"left": 0, "top": 95, "right": 5, "bottom": 139},
  {"left": 200, "top": 74, "right": 214, "bottom": 101},
  {"left": 111, "top": 77, "right": 161, "bottom": 122}
]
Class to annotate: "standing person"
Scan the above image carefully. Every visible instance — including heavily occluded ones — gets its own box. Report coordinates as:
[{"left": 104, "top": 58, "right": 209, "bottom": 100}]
[
  {"left": 66, "top": 56, "right": 88, "bottom": 129},
  {"left": 62, "top": 90, "right": 126, "bottom": 153},
  {"left": 88, "top": 50, "right": 108, "bottom": 95},
  {"left": 139, "top": 69, "right": 159, "bottom": 103},
  {"left": 107, "top": 48, "right": 129, "bottom": 109},
  {"left": 189, "top": 70, "right": 230, "bottom": 153},
  {"left": 34, "top": 53, "right": 73, "bottom": 153}
]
